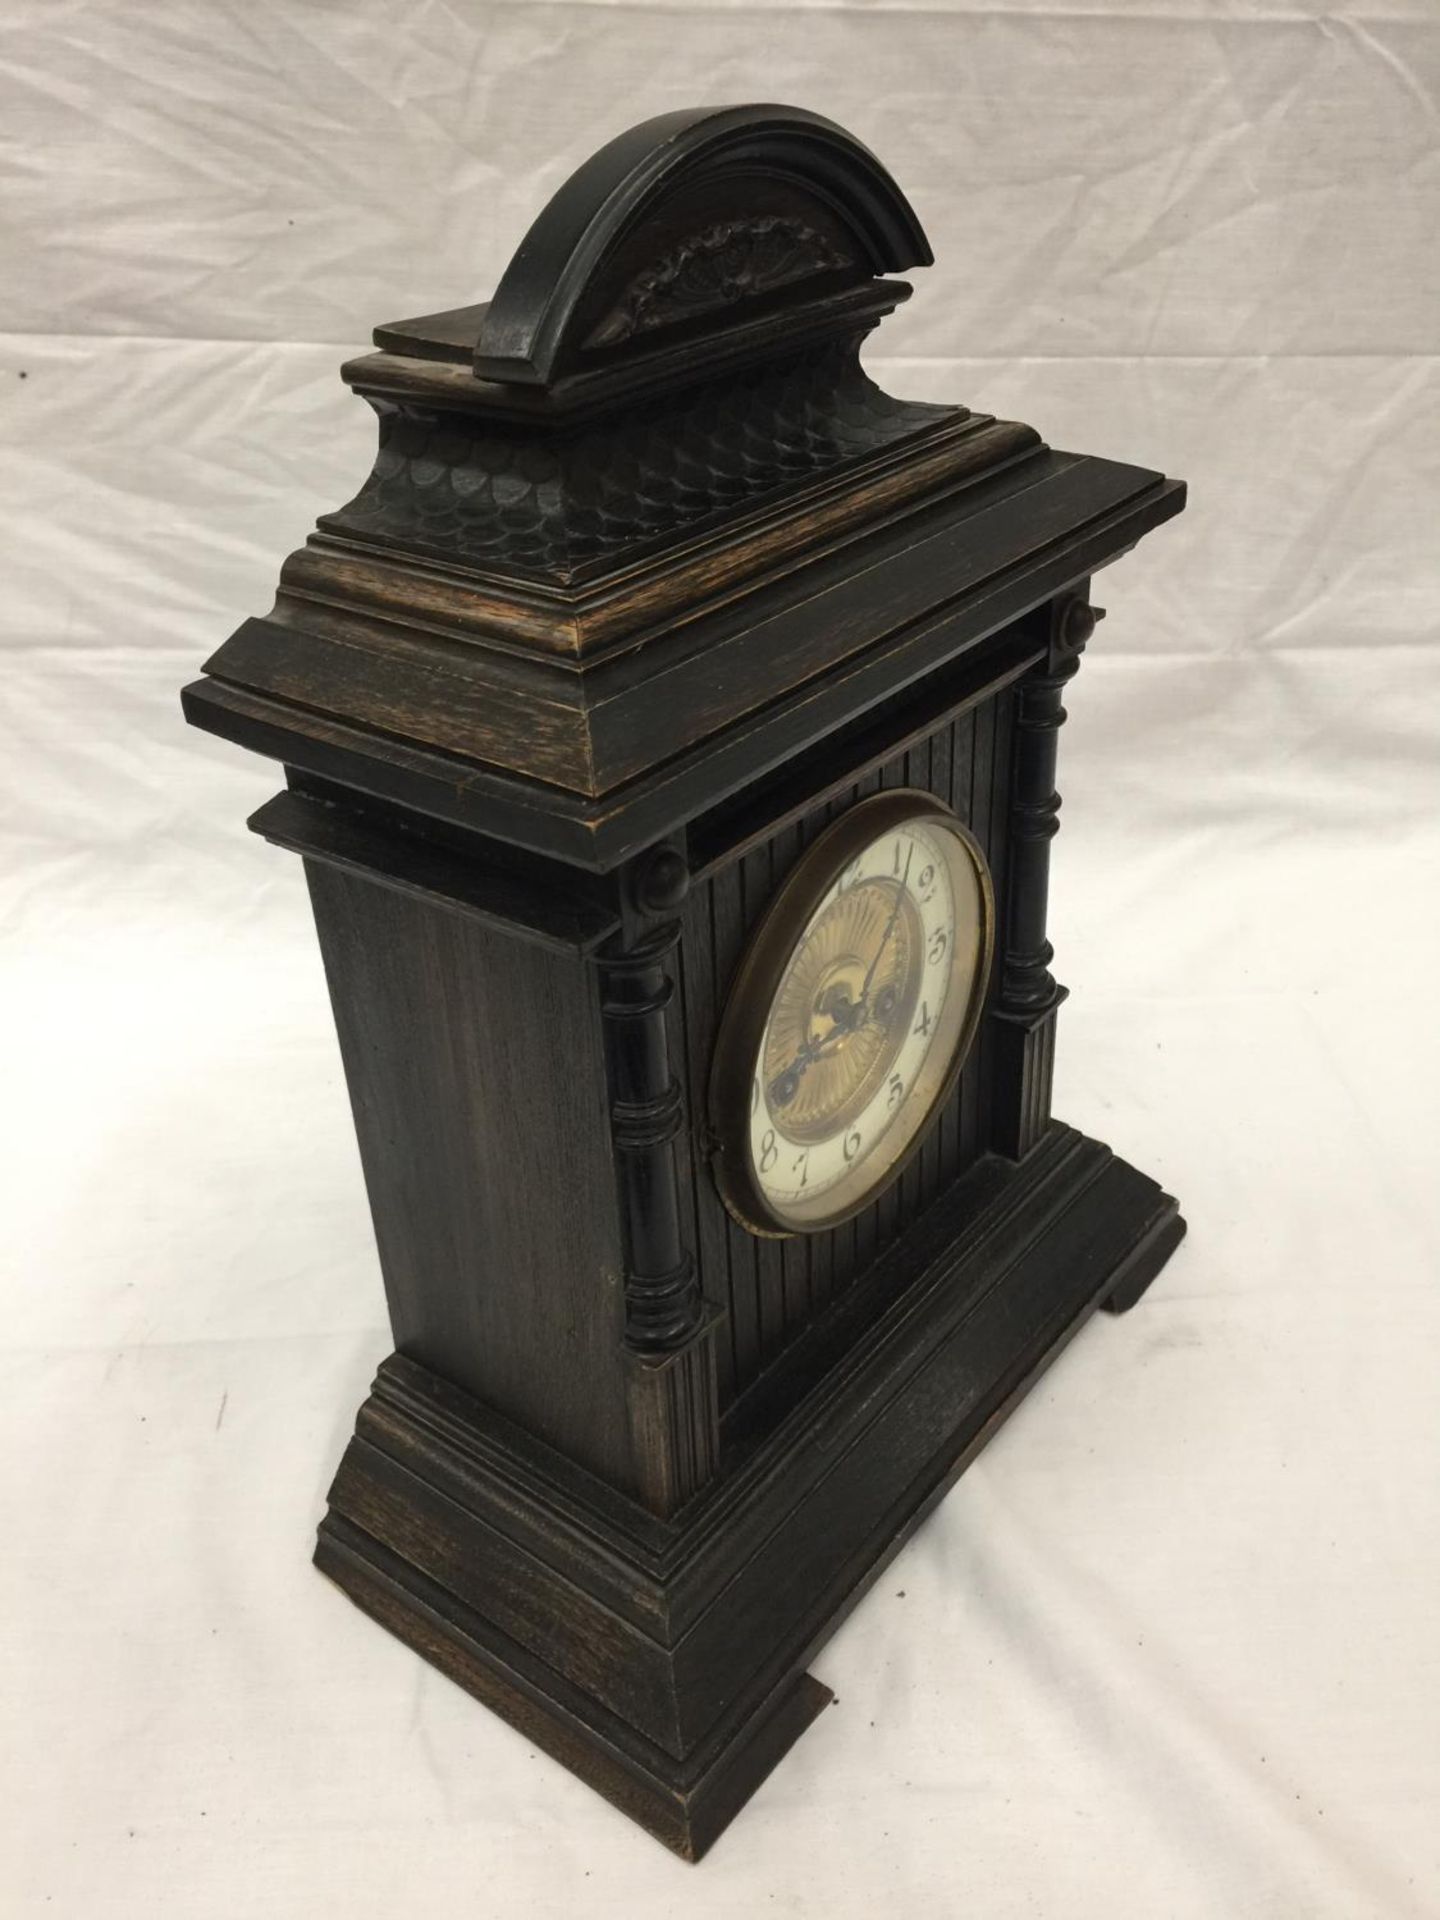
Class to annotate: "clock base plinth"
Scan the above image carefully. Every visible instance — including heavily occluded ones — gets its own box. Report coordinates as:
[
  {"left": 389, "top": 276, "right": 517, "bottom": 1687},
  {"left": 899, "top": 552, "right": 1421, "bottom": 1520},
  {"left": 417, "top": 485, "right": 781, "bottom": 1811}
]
[
  {"left": 314, "top": 1514, "right": 834, "bottom": 1862},
  {"left": 314, "top": 1124, "right": 1183, "bottom": 1860}
]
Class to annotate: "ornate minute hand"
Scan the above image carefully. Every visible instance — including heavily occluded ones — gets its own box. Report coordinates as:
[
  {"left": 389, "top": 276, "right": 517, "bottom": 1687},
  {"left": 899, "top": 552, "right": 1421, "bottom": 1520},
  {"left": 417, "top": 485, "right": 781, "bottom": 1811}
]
[
  {"left": 771, "top": 853, "right": 914, "bottom": 1107},
  {"left": 854, "top": 844, "right": 912, "bottom": 1015}
]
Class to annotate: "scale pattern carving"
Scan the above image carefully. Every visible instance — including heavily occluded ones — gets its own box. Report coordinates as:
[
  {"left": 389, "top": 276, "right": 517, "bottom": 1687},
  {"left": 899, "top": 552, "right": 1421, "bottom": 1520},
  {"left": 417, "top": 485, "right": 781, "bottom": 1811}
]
[{"left": 325, "top": 342, "right": 951, "bottom": 581}]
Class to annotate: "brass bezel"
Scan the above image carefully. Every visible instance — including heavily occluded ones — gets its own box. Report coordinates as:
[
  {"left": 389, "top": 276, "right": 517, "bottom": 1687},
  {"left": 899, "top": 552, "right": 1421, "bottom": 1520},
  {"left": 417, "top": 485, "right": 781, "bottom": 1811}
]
[{"left": 708, "top": 788, "right": 996, "bottom": 1238}]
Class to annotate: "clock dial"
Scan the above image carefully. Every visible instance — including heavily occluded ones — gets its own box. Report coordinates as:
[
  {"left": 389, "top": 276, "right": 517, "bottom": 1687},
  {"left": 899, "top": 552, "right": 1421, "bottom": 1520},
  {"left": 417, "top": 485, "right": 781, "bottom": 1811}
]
[{"left": 712, "top": 792, "right": 994, "bottom": 1235}]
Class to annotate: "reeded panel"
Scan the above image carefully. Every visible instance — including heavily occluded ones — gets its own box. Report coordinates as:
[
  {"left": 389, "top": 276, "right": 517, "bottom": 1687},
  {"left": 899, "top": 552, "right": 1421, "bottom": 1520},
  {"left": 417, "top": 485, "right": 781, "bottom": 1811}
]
[{"left": 670, "top": 688, "right": 1016, "bottom": 1410}]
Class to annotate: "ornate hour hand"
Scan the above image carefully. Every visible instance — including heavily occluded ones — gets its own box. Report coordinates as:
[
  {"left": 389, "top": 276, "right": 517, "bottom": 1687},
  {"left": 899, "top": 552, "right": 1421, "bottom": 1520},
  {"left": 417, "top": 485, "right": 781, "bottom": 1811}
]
[{"left": 767, "top": 1012, "right": 849, "bottom": 1108}]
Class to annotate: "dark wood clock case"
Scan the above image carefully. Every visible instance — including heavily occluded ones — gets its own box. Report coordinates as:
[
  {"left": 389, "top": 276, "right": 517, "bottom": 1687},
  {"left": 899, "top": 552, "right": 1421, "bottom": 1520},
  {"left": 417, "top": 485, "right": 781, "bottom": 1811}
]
[{"left": 182, "top": 104, "right": 1188, "bottom": 1860}]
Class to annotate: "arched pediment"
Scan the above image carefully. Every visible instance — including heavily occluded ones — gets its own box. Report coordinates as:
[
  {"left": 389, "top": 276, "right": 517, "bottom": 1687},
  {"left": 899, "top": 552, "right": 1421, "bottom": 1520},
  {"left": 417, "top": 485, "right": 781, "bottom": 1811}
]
[{"left": 472, "top": 104, "right": 933, "bottom": 389}]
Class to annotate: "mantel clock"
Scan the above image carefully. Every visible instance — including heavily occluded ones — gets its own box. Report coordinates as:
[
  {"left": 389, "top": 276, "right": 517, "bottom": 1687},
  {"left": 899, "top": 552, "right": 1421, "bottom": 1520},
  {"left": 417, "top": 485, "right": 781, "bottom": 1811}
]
[{"left": 183, "top": 104, "right": 1188, "bottom": 1860}]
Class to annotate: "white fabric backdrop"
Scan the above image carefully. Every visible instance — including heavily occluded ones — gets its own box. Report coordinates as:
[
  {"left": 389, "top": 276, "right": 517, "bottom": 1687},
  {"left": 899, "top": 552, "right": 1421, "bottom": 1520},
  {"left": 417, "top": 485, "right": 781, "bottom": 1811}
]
[{"left": 3, "top": 3, "right": 1438, "bottom": 1915}]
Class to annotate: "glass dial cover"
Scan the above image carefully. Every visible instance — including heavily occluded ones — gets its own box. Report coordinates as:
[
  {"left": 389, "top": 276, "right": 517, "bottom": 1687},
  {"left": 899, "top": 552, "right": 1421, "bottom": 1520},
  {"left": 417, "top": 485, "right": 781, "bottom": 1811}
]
[{"left": 711, "top": 791, "right": 994, "bottom": 1235}]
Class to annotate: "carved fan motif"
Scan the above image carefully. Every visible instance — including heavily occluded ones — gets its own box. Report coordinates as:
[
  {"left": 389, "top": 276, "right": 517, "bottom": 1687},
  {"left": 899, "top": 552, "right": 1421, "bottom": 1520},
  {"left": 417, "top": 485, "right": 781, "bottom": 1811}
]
[{"left": 586, "top": 216, "right": 854, "bottom": 350}]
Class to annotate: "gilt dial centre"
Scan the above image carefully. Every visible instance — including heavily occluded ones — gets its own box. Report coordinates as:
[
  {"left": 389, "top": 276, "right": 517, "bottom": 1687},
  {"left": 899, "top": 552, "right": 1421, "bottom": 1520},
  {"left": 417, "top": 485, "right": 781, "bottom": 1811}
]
[{"left": 730, "top": 800, "right": 992, "bottom": 1233}]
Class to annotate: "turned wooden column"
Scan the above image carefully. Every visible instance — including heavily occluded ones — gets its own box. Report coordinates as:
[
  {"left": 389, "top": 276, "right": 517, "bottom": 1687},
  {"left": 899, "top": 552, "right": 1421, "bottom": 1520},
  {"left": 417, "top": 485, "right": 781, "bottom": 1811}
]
[
  {"left": 991, "top": 595, "right": 1096, "bottom": 1158},
  {"left": 601, "top": 844, "right": 719, "bottom": 1517},
  {"left": 599, "top": 921, "right": 703, "bottom": 1353}
]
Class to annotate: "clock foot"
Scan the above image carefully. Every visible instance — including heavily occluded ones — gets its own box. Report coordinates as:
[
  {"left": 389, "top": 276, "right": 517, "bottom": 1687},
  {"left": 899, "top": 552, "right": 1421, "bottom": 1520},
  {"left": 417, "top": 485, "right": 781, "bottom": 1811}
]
[{"left": 1101, "top": 1207, "right": 1187, "bottom": 1314}]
